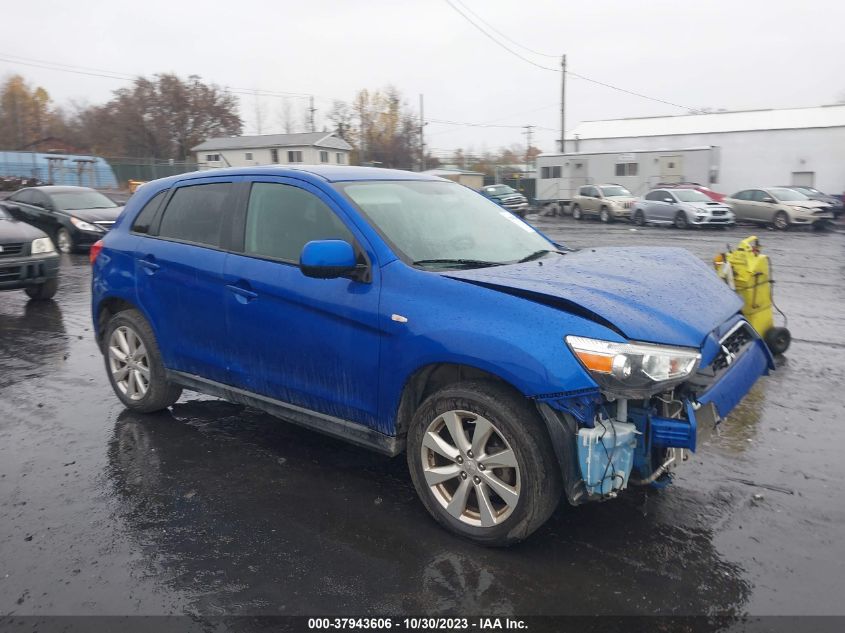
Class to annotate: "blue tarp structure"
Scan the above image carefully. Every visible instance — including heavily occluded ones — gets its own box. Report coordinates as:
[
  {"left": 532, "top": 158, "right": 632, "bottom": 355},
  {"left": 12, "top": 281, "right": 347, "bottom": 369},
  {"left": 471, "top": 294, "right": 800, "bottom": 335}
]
[{"left": 0, "top": 151, "right": 118, "bottom": 188}]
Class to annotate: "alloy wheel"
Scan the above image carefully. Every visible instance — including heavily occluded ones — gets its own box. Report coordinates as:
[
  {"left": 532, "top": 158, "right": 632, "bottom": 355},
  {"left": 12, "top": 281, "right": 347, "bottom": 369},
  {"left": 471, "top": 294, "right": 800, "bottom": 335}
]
[
  {"left": 56, "top": 229, "right": 73, "bottom": 254},
  {"left": 600, "top": 208, "right": 610, "bottom": 223},
  {"left": 420, "top": 410, "right": 521, "bottom": 528},
  {"left": 108, "top": 325, "right": 150, "bottom": 401},
  {"left": 774, "top": 211, "right": 789, "bottom": 230}
]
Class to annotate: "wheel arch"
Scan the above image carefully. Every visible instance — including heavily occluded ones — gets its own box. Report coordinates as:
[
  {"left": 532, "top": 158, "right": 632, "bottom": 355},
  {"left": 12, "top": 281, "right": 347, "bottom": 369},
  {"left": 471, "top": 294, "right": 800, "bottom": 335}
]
[
  {"left": 95, "top": 296, "right": 144, "bottom": 351},
  {"left": 393, "top": 362, "right": 530, "bottom": 440}
]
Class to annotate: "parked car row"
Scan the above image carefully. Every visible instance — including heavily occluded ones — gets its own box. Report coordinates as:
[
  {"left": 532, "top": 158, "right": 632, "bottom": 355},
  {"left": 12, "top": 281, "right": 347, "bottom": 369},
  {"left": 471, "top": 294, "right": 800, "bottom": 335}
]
[
  {"left": 0, "top": 185, "right": 125, "bottom": 301},
  {"left": 568, "top": 183, "right": 839, "bottom": 230}
]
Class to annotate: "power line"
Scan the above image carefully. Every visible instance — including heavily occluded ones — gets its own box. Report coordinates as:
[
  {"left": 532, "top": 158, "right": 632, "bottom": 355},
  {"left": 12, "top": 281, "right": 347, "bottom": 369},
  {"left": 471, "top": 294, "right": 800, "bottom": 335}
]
[
  {"left": 0, "top": 51, "right": 565, "bottom": 145},
  {"left": 442, "top": 0, "right": 701, "bottom": 113},
  {"left": 442, "top": 0, "right": 561, "bottom": 72},
  {"left": 0, "top": 52, "right": 318, "bottom": 101},
  {"left": 452, "top": 0, "right": 558, "bottom": 58}
]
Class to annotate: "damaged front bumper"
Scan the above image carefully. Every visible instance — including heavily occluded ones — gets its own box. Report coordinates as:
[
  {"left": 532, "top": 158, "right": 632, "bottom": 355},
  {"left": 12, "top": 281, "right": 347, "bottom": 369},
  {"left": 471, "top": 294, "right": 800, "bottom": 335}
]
[{"left": 537, "top": 319, "right": 774, "bottom": 505}]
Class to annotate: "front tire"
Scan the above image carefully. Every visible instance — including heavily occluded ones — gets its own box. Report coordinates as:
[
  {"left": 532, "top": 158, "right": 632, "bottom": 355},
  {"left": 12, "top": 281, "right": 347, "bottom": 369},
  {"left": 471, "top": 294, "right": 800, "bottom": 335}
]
[
  {"left": 600, "top": 206, "right": 613, "bottom": 223},
  {"left": 773, "top": 211, "right": 790, "bottom": 231},
  {"left": 24, "top": 278, "right": 58, "bottom": 300},
  {"left": 406, "top": 381, "right": 561, "bottom": 546},
  {"left": 633, "top": 209, "right": 646, "bottom": 226},
  {"left": 103, "top": 309, "right": 182, "bottom": 412},
  {"left": 674, "top": 211, "right": 689, "bottom": 229}
]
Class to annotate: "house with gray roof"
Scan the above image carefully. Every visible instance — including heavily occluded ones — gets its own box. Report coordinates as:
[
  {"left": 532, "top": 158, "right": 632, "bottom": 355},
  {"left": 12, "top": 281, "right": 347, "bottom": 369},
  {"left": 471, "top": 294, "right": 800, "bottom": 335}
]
[{"left": 192, "top": 132, "right": 353, "bottom": 169}]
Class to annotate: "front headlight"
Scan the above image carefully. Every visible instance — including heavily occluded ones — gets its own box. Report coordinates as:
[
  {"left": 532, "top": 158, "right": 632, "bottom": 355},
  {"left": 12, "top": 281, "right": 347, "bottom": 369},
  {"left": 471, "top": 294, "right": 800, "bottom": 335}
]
[
  {"left": 566, "top": 335, "right": 701, "bottom": 399},
  {"left": 69, "top": 217, "right": 102, "bottom": 232},
  {"left": 791, "top": 206, "right": 810, "bottom": 214},
  {"left": 31, "top": 237, "right": 55, "bottom": 254}
]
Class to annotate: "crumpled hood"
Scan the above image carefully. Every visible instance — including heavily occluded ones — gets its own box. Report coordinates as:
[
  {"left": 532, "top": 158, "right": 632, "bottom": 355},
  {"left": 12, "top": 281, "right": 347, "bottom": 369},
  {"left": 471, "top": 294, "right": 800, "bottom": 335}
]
[{"left": 445, "top": 247, "right": 742, "bottom": 348}]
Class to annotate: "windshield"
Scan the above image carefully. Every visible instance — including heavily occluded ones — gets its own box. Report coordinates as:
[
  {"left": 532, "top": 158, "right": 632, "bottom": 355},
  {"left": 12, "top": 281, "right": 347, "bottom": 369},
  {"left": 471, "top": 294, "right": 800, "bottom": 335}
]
[
  {"left": 769, "top": 188, "right": 808, "bottom": 202},
  {"left": 600, "top": 185, "right": 632, "bottom": 197},
  {"left": 338, "top": 181, "right": 554, "bottom": 268},
  {"left": 483, "top": 185, "right": 516, "bottom": 196},
  {"left": 673, "top": 189, "right": 712, "bottom": 202},
  {"left": 794, "top": 186, "right": 820, "bottom": 195},
  {"left": 51, "top": 190, "right": 118, "bottom": 210}
]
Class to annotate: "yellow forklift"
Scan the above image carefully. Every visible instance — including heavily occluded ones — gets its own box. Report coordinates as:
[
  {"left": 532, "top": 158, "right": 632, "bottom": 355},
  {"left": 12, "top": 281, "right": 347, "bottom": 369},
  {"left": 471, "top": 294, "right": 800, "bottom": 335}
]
[{"left": 714, "top": 236, "right": 791, "bottom": 355}]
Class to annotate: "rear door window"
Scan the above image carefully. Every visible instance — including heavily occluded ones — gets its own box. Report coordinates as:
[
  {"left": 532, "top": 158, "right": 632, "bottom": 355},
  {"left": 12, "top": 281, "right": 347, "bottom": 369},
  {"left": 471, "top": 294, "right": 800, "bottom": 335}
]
[
  {"left": 157, "top": 183, "right": 232, "bottom": 248},
  {"left": 244, "top": 182, "right": 354, "bottom": 263}
]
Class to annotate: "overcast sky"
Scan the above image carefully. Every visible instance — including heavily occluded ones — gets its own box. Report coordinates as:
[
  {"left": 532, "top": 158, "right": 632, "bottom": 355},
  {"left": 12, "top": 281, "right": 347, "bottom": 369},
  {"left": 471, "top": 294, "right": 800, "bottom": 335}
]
[{"left": 2, "top": 0, "right": 843, "bottom": 158}]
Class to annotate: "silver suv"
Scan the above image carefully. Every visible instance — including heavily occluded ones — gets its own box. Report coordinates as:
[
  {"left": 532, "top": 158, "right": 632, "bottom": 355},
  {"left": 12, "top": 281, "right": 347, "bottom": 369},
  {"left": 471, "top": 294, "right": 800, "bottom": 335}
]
[
  {"left": 570, "top": 184, "right": 636, "bottom": 223},
  {"left": 633, "top": 188, "right": 735, "bottom": 229}
]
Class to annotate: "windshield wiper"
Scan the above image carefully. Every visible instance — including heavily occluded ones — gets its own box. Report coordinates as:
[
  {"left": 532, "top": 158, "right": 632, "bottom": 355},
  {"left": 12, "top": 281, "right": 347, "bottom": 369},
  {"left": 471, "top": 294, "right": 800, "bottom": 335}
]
[
  {"left": 517, "top": 249, "right": 567, "bottom": 263},
  {"left": 413, "top": 258, "right": 503, "bottom": 269}
]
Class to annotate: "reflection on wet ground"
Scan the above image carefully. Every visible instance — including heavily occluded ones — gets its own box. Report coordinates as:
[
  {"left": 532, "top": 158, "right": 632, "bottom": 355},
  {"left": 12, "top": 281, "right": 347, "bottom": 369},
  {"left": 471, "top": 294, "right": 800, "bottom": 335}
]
[{"left": 1, "top": 224, "right": 844, "bottom": 619}]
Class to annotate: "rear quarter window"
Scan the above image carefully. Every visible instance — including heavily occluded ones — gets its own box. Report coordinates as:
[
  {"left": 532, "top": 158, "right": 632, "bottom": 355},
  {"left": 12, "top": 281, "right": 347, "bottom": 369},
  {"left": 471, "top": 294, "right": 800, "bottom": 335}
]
[{"left": 131, "top": 190, "right": 168, "bottom": 234}]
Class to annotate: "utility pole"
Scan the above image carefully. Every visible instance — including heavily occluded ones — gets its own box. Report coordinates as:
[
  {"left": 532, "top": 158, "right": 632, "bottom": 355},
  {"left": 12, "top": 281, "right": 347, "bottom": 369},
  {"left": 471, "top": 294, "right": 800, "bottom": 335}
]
[
  {"left": 309, "top": 96, "right": 317, "bottom": 133},
  {"left": 419, "top": 94, "right": 425, "bottom": 171},
  {"left": 560, "top": 54, "right": 566, "bottom": 153},
  {"left": 523, "top": 125, "right": 535, "bottom": 171}
]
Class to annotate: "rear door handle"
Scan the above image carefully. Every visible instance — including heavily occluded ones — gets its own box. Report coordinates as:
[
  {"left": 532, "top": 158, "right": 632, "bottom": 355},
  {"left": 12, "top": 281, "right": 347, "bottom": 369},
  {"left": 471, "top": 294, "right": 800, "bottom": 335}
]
[
  {"left": 226, "top": 283, "right": 258, "bottom": 302},
  {"left": 139, "top": 257, "right": 160, "bottom": 274}
]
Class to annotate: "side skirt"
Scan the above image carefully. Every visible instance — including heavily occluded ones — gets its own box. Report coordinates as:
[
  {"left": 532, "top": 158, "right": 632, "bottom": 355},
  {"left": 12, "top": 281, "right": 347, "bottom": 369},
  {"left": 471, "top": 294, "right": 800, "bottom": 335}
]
[{"left": 167, "top": 370, "right": 404, "bottom": 457}]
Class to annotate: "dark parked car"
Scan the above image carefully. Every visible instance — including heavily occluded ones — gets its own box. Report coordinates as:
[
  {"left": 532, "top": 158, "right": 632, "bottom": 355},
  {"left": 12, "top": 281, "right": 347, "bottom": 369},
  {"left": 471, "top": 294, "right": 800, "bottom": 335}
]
[
  {"left": 3, "top": 186, "right": 123, "bottom": 253},
  {"left": 0, "top": 203, "right": 59, "bottom": 299},
  {"left": 91, "top": 165, "right": 771, "bottom": 545},
  {"left": 479, "top": 184, "right": 529, "bottom": 217},
  {"left": 776, "top": 186, "right": 843, "bottom": 218}
]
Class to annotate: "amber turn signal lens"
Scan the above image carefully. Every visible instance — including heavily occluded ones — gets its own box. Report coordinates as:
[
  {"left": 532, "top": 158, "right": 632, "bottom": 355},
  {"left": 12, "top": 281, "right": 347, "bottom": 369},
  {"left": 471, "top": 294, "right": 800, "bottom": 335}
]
[{"left": 572, "top": 350, "right": 614, "bottom": 374}]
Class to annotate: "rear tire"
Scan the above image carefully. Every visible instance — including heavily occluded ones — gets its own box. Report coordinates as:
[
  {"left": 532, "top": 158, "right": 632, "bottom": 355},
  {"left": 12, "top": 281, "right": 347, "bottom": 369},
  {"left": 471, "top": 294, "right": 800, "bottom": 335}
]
[
  {"left": 406, "top": 381, "right": 561, "bottom": 546},
  {"left": 571, "top": 204, "right": 583, "bottom": 220},
  {"left": 773, "top": 211, "right": 790, "bottom": 231},
  {"left": 103, "top": 309, "right": 182, "bottom": 413},
  {"left": 633, "top": 209, "right": 646, "bottom": 226},
  {"left": 764, "top": 326, "right": 791, "bottom": 355},
  {"left": 24, "top": 278, "right": 58, "bottom": 300}
]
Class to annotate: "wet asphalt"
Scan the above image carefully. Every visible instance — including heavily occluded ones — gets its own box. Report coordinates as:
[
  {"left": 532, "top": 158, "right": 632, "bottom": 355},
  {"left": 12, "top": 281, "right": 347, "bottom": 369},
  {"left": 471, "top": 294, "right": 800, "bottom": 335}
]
[{"left": 1, "top": 217, "right": 844, "bottom": 619}]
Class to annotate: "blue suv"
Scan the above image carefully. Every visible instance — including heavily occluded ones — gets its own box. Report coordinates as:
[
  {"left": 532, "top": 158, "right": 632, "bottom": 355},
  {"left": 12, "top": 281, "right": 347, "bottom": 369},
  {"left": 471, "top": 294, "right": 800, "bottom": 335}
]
[{"left": 91, "top": 166, "right": 773, "bottom": 545}]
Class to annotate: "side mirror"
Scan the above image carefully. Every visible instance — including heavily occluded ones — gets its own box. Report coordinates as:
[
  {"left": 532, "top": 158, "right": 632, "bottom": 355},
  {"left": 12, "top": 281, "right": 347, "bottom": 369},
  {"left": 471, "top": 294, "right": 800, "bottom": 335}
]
[
  {"left": 300, "top": 240, "right": 357, "bottom": 279},
  {"left": 663, "top": 197, "right": 674, "bottom": 203},
  {"left": 762, "top": 197, "right": 775, "bottom": 204}
]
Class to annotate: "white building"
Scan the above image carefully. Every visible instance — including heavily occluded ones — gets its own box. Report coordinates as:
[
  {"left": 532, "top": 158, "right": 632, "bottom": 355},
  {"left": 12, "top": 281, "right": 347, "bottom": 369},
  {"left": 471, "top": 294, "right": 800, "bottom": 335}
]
[
  {"left": 536, "top": 104, "right": 845, "bottom": 205},
  {"left": 192, "top": 132, "right": 353, "bottom": 170}
]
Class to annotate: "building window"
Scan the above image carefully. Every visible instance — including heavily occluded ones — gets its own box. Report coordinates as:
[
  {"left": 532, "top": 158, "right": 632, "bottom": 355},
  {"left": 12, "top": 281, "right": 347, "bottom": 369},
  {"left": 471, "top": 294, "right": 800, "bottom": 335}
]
[
  {"left": 287, "top": 150, "right": 303, "bottom": 163},
  {"left": 614, "top": 162, "right": 638, "bottom": 176},
  {"left": 541, "top": 166, "right": 561, "bottom": 178},
  {"left": 320, "top": 150, "right": 329, "bottom": 163},
  {"left": 245, "top": 152, "right": 253, "bottom": 161},
  {"left": 336, "top": 153, "right": 344, "bottom": 164},
  {"left": 552, "top": 166, "right": 561, "bottom": 178},
  {"left": 206, "top": 154, "right": 220, "bottom": 162},
  {"left": 270, "top": 148, "right": 279, "bottom": 163}
]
